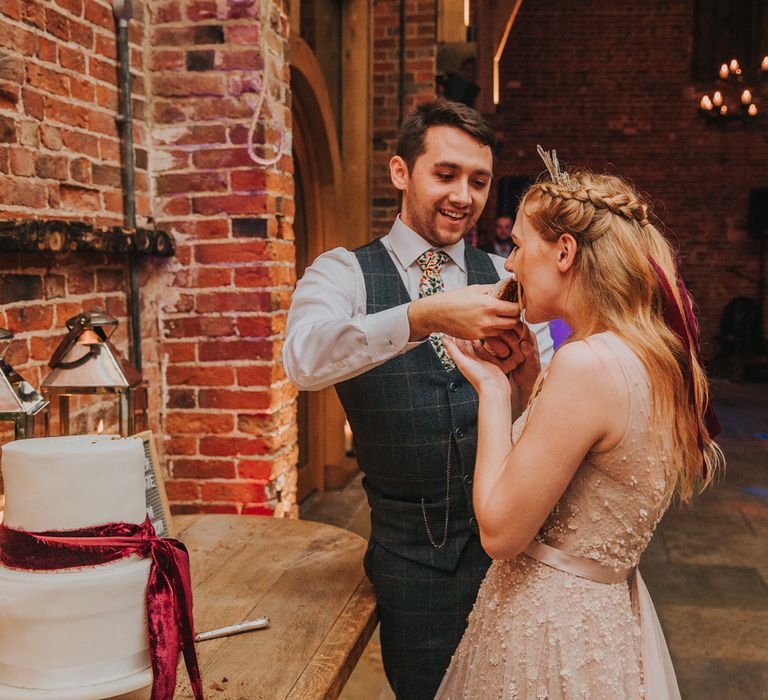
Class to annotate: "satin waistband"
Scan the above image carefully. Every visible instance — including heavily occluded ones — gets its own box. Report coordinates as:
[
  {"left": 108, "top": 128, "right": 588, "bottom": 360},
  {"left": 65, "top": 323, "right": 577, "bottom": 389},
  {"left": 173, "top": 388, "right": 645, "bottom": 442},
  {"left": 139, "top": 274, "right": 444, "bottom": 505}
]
[{"left": 523, "top": 540, "right": 633, "bottom": 584}]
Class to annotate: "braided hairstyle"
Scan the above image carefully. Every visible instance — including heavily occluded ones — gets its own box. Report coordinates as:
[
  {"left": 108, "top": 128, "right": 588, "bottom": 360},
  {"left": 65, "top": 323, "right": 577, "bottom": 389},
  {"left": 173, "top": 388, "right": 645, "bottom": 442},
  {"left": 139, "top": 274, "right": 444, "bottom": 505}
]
[{"left": 520, "top": 171, "right": 723, "bottom": 503}]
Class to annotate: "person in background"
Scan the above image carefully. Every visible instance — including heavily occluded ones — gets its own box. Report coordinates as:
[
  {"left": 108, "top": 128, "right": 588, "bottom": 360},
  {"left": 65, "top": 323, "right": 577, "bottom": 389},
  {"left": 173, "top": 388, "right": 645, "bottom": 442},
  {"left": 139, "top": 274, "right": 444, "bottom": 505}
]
[
  {"left": 283, "top": 100, "right": 552, "bottom": 699},
  {"left": 481, "top": 214, "right": 514, "bottom": 258}
]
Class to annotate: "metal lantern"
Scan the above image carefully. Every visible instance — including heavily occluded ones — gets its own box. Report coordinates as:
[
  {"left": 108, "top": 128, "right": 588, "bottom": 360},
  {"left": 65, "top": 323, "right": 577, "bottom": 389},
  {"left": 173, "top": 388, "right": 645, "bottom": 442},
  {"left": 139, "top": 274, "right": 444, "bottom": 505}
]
[
  {"left": 0, "top": 328, "right": 50, "bottom": 439},
  {"left": 41, "top": 311, "right": 148, "bottom": 436}
]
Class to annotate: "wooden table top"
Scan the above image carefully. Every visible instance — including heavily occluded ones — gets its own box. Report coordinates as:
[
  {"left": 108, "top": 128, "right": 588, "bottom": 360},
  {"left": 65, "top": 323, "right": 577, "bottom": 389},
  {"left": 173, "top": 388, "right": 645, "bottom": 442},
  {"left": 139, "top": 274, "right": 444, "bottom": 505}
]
[{"left": 119, "top": 514, "right": 377, "bottom": 700}]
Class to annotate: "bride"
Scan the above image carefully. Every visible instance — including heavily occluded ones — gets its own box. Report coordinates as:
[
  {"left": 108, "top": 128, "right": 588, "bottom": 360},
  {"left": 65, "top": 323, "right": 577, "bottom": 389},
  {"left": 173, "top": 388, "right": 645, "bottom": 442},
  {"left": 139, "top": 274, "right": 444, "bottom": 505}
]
[{"left": 436, "top": 150, "right": 723, "bottom": 699}]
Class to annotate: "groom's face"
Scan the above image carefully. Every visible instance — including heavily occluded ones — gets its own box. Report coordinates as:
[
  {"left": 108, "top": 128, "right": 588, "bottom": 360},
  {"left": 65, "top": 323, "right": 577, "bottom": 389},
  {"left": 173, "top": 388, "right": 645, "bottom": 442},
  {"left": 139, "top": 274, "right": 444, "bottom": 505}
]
[{"left": 392, "top": 126, "right": 493, "bottom": 248}]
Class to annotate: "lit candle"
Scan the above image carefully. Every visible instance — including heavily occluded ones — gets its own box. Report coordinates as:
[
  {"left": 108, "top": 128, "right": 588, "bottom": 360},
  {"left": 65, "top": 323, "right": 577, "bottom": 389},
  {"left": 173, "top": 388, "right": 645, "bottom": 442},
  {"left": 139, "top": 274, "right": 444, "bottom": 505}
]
[
  {"left": 712, "top": 90, "right": 723, "bottom": 107},
  {"left": 729, "top": 58, "right": 739, "bottom": 72},
  {"left": 700, "top": 95, "right": 713, "bottom": 110},
  {"left": 762, "top": 56, "right": 768, "bottom": 72},
  {"left": 720, "top": 105, "right": 728, "bottom": 115},
  {"left": 741, "top": 89, "right": 752, "bottom": 105},
  {"left": 344, "top": 420, "right": 354, "bottom": 455},
  {"left": 719, "top": 63, "right": 729, "bottom": 79},
  {"left": 748, "top": 103, "right": 758, "bottom": 117}
]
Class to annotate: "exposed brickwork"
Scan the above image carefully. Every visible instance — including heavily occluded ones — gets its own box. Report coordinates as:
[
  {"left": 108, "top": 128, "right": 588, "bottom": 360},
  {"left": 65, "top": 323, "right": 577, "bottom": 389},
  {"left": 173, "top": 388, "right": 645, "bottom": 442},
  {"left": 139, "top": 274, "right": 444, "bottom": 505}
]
[
  {"left": 0, "top": 0, "right": 151, "bottom": 442},
  {"left": 0, "top": 0, "right": 150, "bottom": 226},
  {"left": 483, "top": 0, "right": 768, "bottom": 358},
  {"left": 0, "top": 0, "right": 297, "bottom": 517},
  {"left": 371, "top": 0, "right": 438, "bottom": 239},
  {"left": 149, "top": 0, "right": 296, "bottom": 516}
]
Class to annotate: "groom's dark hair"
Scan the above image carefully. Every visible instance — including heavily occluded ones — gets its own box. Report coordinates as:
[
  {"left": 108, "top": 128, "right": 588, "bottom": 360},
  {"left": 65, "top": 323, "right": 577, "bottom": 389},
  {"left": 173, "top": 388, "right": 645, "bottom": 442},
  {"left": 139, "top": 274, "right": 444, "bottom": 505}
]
[{"left": 396, "top": 99, "right": 496, "bottom": 173}]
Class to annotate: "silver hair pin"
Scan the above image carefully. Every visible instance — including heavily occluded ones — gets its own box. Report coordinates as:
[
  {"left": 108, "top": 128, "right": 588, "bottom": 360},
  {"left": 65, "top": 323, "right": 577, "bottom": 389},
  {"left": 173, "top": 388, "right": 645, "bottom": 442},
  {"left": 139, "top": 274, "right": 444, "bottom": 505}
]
[{"left": 536, "top": 145, "right": 579, "bottom": 191}]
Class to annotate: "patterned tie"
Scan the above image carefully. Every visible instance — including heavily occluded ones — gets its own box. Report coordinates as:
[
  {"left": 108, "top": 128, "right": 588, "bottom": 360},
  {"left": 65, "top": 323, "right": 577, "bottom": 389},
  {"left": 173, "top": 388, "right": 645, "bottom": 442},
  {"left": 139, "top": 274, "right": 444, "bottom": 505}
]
[{"left": 417, "top": 249, "right": 455, "bottom": 370}]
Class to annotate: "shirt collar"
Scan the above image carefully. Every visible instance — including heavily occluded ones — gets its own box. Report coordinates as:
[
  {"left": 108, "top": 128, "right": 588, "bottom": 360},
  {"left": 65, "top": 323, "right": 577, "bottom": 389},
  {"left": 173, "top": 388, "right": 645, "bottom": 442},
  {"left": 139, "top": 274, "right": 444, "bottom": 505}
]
[{"left": 387, "top": 215, "right": 467, "bottom": 272}]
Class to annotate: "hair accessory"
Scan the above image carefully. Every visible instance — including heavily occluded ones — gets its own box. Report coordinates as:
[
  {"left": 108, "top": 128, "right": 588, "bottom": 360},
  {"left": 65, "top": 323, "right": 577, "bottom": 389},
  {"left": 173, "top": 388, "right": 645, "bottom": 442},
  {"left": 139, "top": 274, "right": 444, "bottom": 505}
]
[
  {"left": 536, "top": 145, "right": 580, "bottom": 191},
  {"left": 648, "top": 256, "right": 721, "bottom": 477}
]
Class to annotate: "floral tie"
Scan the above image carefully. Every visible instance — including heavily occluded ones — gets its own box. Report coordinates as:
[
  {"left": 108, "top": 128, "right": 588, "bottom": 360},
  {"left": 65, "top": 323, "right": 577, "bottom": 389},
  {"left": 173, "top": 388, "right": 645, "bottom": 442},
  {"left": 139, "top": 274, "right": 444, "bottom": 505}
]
[{"left": 417, "top": 249, "right": 455, "bottom": 370}]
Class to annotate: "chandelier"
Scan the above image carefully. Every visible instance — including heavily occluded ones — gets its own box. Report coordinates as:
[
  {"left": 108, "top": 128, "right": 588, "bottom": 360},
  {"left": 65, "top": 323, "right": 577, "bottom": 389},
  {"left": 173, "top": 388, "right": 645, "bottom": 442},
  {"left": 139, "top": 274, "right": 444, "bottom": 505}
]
[{"left": 698, "top": 56, "right": 767, "bottom": 122}]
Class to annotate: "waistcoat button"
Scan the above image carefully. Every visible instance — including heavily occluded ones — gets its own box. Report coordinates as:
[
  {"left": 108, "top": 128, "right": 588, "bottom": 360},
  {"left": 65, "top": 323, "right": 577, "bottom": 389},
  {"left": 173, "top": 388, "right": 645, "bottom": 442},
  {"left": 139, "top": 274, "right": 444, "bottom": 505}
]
[
  {"left": 469, "top": 516, "right": 477, "bottom": 528},
  {"left": 463, "top": 474, "right": 472, "bottom": 486},
  {"left": 448, "top": 381, "right": 458, "bottom": 392},
  {"left": 455, "top": 427, "right": 464, "bottom": 439}
]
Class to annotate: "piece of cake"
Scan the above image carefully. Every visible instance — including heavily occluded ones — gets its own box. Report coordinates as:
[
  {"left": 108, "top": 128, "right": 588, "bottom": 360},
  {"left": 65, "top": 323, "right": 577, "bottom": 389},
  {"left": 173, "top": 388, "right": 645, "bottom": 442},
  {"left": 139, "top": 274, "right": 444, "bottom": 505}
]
[{"left": 492, "top": 276, "right": 519, "bottom": 303}]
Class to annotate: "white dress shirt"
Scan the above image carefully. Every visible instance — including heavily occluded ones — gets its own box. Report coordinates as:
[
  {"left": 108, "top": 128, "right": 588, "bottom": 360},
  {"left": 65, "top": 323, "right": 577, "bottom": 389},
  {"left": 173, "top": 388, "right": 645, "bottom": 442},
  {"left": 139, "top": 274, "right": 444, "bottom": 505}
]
[{"left": 283, "top": 217, "right": 554, "bottom": 391}]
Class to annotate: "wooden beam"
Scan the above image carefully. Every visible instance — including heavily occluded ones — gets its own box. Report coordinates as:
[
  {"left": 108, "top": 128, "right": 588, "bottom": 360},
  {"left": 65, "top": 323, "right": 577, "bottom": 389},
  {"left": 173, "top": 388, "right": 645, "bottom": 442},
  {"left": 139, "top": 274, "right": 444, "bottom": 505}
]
[{"left": 0, "top": 219, "right": 175, "bottom": 256}]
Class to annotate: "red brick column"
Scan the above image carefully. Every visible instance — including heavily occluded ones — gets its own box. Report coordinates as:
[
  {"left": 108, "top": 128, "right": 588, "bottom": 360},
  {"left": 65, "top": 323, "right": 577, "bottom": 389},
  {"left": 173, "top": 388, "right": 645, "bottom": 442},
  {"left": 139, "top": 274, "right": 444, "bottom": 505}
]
[
  {"left": 149, "top": 0, "right": 297, "bottom": 516},
  {"left": 371, "top": 0, "right": 438, "bottom": 239}
]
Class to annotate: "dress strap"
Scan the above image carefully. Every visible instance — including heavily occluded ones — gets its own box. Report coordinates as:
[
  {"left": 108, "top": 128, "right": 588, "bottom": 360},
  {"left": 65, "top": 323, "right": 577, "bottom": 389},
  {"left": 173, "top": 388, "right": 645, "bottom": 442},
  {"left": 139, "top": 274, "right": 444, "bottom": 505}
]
[{"left": 523, "top": 540, "right": 633, "bottom": 584}]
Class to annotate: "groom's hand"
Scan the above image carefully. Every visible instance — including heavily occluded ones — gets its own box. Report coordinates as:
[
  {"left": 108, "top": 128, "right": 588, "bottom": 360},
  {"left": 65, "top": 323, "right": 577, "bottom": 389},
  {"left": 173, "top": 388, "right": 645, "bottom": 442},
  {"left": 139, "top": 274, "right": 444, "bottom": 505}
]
[{"left": 407, "top": 284, "right": 522, "bottom": 342}]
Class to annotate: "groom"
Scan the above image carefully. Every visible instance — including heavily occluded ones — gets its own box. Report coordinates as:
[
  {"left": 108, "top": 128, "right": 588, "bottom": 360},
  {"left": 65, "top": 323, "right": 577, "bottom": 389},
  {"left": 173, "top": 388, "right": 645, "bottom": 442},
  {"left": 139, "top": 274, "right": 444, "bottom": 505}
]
[{"left": 283, "top": 100, "right": 552, "bottom": 699}]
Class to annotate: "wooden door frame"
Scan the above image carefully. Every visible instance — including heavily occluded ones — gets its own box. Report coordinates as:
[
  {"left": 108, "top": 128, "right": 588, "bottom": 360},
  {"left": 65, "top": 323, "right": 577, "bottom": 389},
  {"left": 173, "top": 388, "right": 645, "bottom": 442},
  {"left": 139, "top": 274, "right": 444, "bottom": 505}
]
[{"left": 290, "top": 37, "right": 347, "bottom": 502}]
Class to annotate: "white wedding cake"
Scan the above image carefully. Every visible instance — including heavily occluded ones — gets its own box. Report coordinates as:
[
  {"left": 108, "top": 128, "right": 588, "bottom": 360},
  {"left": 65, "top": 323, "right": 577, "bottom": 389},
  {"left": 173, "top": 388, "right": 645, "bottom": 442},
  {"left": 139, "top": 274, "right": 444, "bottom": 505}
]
[{"left": 0, "top": 434, "right": 153, "bottom": 700}]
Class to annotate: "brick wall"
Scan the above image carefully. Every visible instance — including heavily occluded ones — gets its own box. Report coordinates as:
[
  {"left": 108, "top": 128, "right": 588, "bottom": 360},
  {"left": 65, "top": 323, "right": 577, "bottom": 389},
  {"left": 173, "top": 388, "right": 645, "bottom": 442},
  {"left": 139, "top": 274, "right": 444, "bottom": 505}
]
[
  {"left": 149, "top": 0, "right": 297, "bottom": 516},
  {"left": 371, "top": 0, "right": 438, "bottom": 239},
  {"left": 0, "top": 0, "right": 150, "bottom": 225},
  {"left": 484, "top": 0, "right": 768, "bottom": 358},
  {"left": 0, "top": 0, "right": 152, "bottom": 441},
  {"left": 0, "top": 0, "right": 297, "bottom": 516}
]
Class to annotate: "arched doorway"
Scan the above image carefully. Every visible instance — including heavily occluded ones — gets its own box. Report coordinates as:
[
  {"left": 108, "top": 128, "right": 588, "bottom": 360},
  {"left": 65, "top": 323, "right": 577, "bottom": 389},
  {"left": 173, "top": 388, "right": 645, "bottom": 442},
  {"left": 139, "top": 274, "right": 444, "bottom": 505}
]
[{"left": 290, "top": 37, "right": 349, "bottom": 502}]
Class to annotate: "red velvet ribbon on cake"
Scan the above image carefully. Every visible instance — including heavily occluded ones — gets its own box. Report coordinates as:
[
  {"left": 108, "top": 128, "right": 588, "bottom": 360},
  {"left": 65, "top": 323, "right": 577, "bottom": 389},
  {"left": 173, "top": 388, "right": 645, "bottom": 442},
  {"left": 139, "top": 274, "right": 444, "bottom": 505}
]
[
  {"left": 0, "top": 517, "right": 203, "bottom": 700},
  {"left": 648, "top": 256, "right": 721, "bottom": 474}
]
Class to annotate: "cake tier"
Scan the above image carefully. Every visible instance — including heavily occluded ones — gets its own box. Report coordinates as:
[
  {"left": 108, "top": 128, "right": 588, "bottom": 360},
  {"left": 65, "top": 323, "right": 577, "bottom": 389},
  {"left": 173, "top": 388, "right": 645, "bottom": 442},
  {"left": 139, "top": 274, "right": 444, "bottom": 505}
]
[
  {"left": 1, "top": 434, "right": 146, "bottom": 531},
  {"left": 0, "top": 558, "right": 151, "bottom": 692}
]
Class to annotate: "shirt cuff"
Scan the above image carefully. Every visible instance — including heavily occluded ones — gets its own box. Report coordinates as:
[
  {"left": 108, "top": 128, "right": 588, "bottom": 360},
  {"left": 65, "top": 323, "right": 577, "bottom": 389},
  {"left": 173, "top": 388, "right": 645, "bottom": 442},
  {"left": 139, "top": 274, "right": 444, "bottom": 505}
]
[{"left": 360, "top": 303, "right": 414, "bottom": 363}]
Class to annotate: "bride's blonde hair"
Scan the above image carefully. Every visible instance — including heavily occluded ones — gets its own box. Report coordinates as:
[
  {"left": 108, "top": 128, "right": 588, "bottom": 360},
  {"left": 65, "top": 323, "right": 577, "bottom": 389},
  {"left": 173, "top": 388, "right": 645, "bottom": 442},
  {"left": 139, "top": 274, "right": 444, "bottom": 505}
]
[{"left": 520, "top": 170, "right": 723, "bottom": 503}]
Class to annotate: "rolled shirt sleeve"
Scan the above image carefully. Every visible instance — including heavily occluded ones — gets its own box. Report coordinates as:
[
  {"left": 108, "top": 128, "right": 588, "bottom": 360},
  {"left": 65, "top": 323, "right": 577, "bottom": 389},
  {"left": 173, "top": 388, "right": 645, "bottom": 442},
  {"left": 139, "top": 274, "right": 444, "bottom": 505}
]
[{"left": 283, "top": 248, "right": 414, "bottom": 391}]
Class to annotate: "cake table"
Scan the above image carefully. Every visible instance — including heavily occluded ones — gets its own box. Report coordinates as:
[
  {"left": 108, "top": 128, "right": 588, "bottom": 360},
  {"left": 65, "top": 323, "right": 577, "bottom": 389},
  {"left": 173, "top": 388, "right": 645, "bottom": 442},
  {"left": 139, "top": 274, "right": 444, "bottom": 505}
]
[{"left": 116, "top": 514, "right": 377, "bottom": 700}]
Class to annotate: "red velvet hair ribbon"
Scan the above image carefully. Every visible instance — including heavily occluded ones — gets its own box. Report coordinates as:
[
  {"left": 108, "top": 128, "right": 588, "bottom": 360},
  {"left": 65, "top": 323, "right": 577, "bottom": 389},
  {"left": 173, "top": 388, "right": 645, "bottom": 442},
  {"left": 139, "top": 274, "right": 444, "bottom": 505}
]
[
  {"left": 0, "top": 517, "right": 203, "bottom": 700},
  {"left": 647, "top": 256, "right": 721, "bottom": 474}
]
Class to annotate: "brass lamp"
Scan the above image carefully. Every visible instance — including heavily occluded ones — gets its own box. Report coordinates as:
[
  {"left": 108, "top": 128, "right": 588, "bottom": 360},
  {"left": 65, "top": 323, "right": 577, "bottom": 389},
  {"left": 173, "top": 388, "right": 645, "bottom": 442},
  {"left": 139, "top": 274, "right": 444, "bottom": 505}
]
[
  {"left": 41, "top": 311, "right": 148, "bottom": 436},
  {"left": 0, "top": 328, "right": 49, "bottom": 439}
]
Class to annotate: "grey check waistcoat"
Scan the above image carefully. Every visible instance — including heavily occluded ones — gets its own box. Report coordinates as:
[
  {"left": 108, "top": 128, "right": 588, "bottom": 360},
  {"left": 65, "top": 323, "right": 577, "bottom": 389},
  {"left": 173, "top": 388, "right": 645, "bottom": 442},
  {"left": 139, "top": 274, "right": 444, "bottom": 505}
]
[{"left": 335, "top": 239, "right": 500, "bottom": 571}]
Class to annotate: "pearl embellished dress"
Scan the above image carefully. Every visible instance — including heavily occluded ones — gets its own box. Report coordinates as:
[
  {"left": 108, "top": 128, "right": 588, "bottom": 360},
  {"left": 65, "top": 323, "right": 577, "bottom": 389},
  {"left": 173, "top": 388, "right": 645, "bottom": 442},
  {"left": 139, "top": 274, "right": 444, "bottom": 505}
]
[{"left": 436, "top": 333, "right": 681, "bottom": 699}]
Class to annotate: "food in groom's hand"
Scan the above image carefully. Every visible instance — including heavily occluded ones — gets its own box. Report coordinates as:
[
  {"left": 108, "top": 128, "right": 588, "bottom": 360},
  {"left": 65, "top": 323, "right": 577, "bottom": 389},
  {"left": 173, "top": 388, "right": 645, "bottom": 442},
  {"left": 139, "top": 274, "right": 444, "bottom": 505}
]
[{"left": 492, "top": 277, "right": 519, "bottom": 303}]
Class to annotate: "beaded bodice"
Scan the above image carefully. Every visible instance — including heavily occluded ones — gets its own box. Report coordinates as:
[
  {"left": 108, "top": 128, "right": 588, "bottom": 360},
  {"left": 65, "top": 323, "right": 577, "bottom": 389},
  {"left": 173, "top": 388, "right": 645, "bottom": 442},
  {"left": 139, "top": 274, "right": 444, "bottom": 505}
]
[{"left": 518, "top": 332, "right": 674, "bottom": 571}]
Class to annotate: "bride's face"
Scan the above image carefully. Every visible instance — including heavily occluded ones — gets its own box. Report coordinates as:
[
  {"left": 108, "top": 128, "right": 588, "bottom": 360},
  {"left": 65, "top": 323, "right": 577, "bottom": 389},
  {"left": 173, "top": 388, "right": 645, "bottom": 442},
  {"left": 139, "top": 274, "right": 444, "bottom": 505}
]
[{"left": 504, "top": 208, "right": 563, "bottom": 324}]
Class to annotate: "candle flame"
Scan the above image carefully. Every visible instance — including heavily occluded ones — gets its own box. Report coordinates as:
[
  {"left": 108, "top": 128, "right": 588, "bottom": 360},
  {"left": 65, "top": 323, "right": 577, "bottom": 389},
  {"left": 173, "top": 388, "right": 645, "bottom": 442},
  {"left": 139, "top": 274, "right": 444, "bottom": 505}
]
[{"left": 97, "top": 418, "right": 104, "bottom": 434}]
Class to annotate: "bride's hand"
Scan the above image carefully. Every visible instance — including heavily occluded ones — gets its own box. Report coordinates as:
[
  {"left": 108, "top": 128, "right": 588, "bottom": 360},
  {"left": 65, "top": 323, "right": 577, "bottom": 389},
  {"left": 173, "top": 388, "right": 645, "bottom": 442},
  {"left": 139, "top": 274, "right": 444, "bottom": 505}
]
[{"left": 443, "top": 336, "right": 510, "bottom": 395}]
